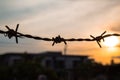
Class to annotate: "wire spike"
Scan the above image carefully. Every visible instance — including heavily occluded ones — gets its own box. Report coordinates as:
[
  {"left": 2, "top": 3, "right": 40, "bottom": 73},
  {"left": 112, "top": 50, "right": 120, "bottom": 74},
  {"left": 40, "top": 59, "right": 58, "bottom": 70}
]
[
  {"left": 15, "top": 36, "right": 18, "bottom": 44},
  {"left": 5, "top": 25, "right": 10, "bottom": 30},
  {"left": 90, "top": 35, "right": 95, "bottom": 39},
  {"left": 16, "top": 24, "right": 19, "bottom": 32},
  {"left": 101, "top": 31, "right": 106, "bottom": 36},
  {"left": 63, "top": 40, "right": 67, "bottom": 45},
  {"left": 97, "top": 41, "right": 102, "bottom": 48}
]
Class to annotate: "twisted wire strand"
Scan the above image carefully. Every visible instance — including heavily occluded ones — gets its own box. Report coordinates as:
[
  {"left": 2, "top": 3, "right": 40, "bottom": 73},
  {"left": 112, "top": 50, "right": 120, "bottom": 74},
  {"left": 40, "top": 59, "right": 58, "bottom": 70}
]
[{"left": 0, "top": 24, "right": 120, "bottom": 48}]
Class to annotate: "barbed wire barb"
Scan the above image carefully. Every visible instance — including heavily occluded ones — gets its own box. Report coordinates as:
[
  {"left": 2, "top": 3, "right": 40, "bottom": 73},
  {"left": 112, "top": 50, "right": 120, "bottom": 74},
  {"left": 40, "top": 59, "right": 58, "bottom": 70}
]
[
  {"left": 52, "top": 35, "right": 67, "bottom": 46},
  {"left": 4, "top": 24, "right": 20, "bottom": 43},
  {"left": 90, "top": 31, "right": 106, "bottom": 48}
]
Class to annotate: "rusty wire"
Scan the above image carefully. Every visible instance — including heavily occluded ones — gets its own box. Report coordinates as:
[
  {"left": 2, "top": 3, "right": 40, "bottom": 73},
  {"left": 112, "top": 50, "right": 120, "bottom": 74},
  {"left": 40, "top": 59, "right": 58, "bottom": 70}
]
[{"left": 0, "top": 24, "right": 120, "bottom": 48}]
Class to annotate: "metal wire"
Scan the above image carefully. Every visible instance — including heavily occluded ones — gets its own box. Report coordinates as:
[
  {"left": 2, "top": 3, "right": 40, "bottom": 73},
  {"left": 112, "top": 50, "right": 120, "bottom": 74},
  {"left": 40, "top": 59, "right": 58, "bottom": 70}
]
[{"left": 0, "top": 24, "right": 120, "bottom": 48}]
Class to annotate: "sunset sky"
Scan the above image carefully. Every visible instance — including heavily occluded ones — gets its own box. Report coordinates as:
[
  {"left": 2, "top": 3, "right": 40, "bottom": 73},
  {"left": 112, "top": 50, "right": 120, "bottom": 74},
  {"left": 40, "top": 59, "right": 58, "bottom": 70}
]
[{"left": 0, "top": 0, "right": 120, "bottom": 64}]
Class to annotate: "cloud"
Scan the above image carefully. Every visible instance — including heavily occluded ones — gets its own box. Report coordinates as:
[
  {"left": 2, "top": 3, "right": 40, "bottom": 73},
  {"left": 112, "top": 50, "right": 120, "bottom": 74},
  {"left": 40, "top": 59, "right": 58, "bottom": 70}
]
[
  {"left": 19, "top": 0, "right": 120, "bottom": 37},
  {"left": 110, "top": 23, "right": 120, "bottom": 32},
  {"left": 0, "top": 0, "right": 120, "bottom": 25},
  {"left": 0, "top": 0, "right": 120, "bottom": 56},
  {"left": 0, "top": 0, "right": 62, "bottom": 23}
]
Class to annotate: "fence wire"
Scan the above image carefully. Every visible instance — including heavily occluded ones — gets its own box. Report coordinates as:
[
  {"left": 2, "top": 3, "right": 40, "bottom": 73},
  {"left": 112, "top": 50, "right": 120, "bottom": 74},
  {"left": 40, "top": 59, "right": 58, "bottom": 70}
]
[{"left": 0, "top": 24, "right": 120, "bottom": 48}]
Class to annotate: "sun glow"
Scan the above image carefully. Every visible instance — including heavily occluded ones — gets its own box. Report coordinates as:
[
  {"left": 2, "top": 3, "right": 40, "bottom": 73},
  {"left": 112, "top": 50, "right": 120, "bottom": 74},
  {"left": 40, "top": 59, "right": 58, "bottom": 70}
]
[{"left": 103, "top": 36, "right": 119, "bottom": 47}]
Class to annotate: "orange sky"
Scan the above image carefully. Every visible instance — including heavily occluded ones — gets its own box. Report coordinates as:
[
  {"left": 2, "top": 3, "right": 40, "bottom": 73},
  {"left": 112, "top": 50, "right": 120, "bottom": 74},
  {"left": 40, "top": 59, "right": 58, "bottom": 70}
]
[{"left": 0, "top": 0, "right": 120, "bottom": 64}]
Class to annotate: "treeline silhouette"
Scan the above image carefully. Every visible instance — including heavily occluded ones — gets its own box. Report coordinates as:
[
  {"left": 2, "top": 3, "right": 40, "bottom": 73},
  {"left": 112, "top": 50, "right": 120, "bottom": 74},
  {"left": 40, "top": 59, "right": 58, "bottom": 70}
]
[
  {"left": 0, "top": 53, "right": 120, "bottom": 80},
  {"left": 0, "top": 53, "right": 58, "bottom": 80}
]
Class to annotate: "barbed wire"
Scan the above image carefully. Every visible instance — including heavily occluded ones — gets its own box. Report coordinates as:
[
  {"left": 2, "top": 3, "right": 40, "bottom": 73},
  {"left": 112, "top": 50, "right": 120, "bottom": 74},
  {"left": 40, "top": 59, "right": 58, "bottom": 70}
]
[{"left": 0, "top": 24, "right": 120, "bottom": 48}]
